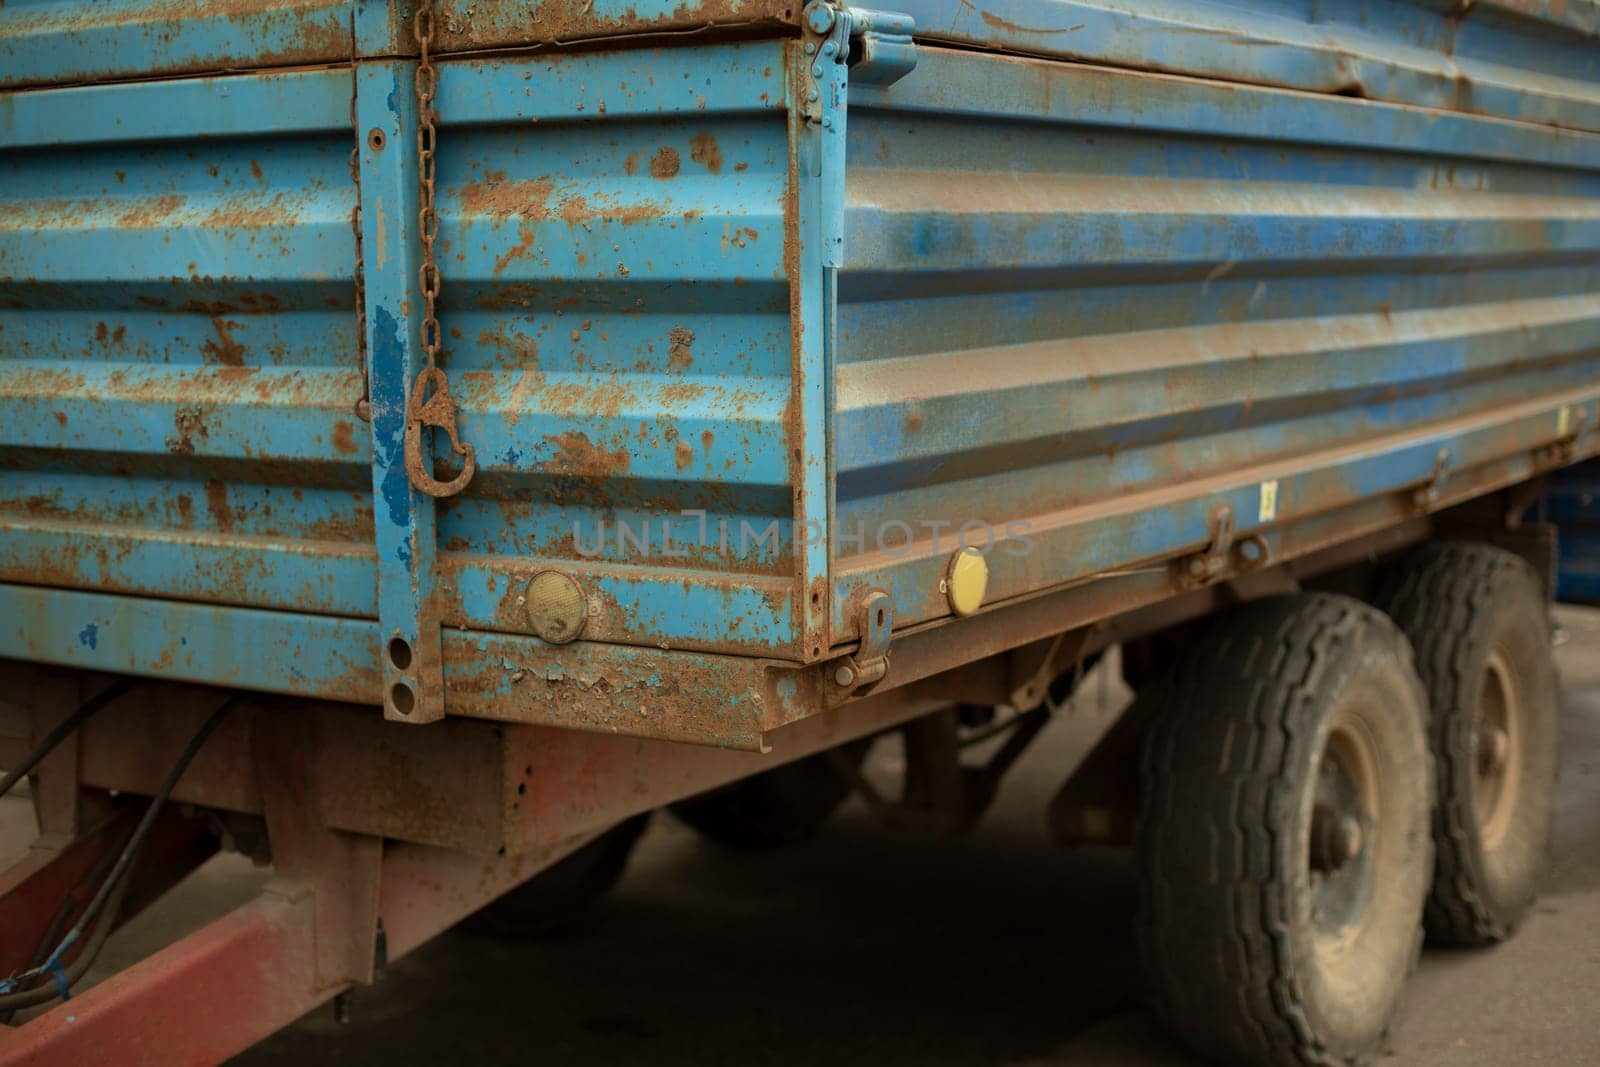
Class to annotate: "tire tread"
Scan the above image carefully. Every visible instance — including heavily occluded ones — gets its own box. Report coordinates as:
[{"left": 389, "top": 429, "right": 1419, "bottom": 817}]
[{"left": 1135, "top": 594, "right": 1428, "bottom": 1067}]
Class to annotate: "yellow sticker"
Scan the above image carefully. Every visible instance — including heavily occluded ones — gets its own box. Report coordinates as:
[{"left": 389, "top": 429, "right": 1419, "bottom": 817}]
[
  {"left": 1259, "top": 479, "right": 1279, "bottom": 523},
  {"left": 1557, "top": 406, "right": 1571, "bottom": 436}
]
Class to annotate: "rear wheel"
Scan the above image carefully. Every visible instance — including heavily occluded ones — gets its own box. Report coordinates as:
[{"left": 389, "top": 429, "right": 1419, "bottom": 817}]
[
  {"left": 1136, "top": 594, "right": 1433, "bottom": 1067},
  {"left": 1373, "top": 541, "right": 1559, "bottom": 946}
]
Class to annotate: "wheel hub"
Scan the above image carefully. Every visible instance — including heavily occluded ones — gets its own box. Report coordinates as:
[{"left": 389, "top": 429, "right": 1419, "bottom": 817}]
[
  {"left": 1309, "top": 713, "right": 1381, "bottom": 941},
  {"left": 1475, "top": 649, "right": 1524, "bottom": 851},
  {"left": 1310, "top": 806, "right": 1364, "bottom": 871}
]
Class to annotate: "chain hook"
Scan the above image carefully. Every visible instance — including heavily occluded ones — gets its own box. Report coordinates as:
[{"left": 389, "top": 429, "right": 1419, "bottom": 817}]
[
  {"left": 401, "top": 0, "right": 474, "bottom": 498},
  {"left": 404, "top": 367, "right": 476, "bottom": 497}
]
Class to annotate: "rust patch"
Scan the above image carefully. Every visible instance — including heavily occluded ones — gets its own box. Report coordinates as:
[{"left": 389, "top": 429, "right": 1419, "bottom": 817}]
[
  {"left": 477, "top": 325, "right": 541, "bottom": 370},
  {"left": 166, "top": 407, "right": 208, "bottom": 455},
  {"left": 303, "top": 508, "right": 375, "bottom": 543},
  {"left": 977, "top": 9, "right": 1079, "bottom": 34},
  {"left": 204, "top": 480, "right": 234, "bottom": 533},
  {"left": 459, "top": 176, "right": 555, "bottom": 222},
  {"left": 493, "top": 226, "right": 537, "bottom": 276},
  {"left": 543, "top": 431, "right": 630, "bottom": 478},
  {"left": 432, "top": 0, "right": 790, "bottom": 52},
  {"left": 249, "top": 159, "right": 264, "bottom": 183},
  {"left": 649, "top": 147, "right": 681, "bottom": 179},
  {"left": 676, "top": 438, "right": 695, "bottom": 470},
  {"left": 689, "top": 131, "right": 723, "bottom": 174},
  {"left": 53, "top": 411, "right": 67, "bottom": 427},
  {"left": 200, "top": 317, "right": 247, "bottom": 366},
  {"left": 668, "top": 326, "right": 695, "bottom": 369},
  {"left": 332, "top": 420, "right": 360, "bottom": 455},
  {"left": 623, "top": 152, "right": 639, "bottom": 176}
]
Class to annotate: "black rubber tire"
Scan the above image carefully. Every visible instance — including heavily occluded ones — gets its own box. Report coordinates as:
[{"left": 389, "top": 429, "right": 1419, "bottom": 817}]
[
  {"left": 1136, "top": 594, "right": 1434, "bottom": 1067},
  {"left": 1372, "top": 542, "right": 1560, "bottom": 947},
  {"left": 464, "top": 814, "right": 650, "bottom": 937},
  {"left": 671, "top": 742, "right": 868, "bottom": 848}
]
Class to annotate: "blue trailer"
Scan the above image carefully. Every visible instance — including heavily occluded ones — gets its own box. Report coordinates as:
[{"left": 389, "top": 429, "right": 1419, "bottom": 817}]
[{"left": 1, "top": 1, "right": 1597, "bottom": 1062}]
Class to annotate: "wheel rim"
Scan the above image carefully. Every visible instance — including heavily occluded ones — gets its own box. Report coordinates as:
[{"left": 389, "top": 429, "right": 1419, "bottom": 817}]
[
  {"left": 1475, "top": 648, "right": 1523, "bottom": 852},
  {"left": 1310, "top": 707, "right": 1381, "bottom": 947}
]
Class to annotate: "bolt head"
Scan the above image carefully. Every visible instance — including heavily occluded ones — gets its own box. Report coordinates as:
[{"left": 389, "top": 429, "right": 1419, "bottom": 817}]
[{"left": 804, "top": 2, "right": 836, "bottom": 33}]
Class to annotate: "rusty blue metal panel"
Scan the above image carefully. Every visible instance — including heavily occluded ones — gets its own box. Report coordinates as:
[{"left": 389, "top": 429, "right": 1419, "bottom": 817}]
[
  {"left": 422, "top": 41, "right": 806, "bottom": 658},
  {"left": 0, "top": 0, "right": 359, "bottom": 89},
  {"left": 0, "top": 66, "right": 369, "bottom": 627},
  {"left": 828, "top": 42, "right": 1600, "bottom": 638},
  {"left": 0, "top": 39, "right": 810, "bottom": 679},
  {"left": 885, "top": 0, "right": 1600, "bottom": 132}
]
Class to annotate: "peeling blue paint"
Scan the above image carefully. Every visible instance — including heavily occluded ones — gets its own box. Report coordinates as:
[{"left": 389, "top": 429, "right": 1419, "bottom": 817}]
[
  {"left": 77, "top": 623, "right": 97, "bottom": 649},
  {"left": 371, "top": 305, "right": 411, "bottom": 535}
]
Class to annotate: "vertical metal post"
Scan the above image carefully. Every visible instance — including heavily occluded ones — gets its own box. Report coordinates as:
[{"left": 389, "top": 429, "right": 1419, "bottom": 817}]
[
  {"left": 355, "top": 61, "right": 445, "bottom": 723},
  {"left": 793, "top": 9, "right": 855, "bottom": 656}
]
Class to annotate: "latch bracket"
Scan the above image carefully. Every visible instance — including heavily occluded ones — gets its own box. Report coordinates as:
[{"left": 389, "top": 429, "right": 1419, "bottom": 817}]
[
  {"left": 1178, "top": 504, "right": 1236, "bottom": 587},
  {"left": 831, "top": 590, "right": 893, "bottom": 696},
  {"left": 1411, "top": 447, "right": 1452, "bottom": 513}
]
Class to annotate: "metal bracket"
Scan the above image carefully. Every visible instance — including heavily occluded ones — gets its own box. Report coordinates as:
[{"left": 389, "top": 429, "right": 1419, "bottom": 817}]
[
  {"left": 1538, "top": 403, "right": 1589, "bottom": 468},
  {"left": 831, "top": 589, "right": 893, "bottom": 696},
  {"left": 1178, "top": 504, "right": 1236, "bottom": 587},
  {"left": 1411, "top": 447, "right": 1452, "bottom": 513}
]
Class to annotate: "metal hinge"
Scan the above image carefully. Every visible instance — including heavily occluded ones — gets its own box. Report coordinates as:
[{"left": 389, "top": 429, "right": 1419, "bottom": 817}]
[
  {"left": 802, "top": 0, "right": 917, "bottom": 119},
  {"left": 831, "top": 590, "right": 893, "bottom": 696}
]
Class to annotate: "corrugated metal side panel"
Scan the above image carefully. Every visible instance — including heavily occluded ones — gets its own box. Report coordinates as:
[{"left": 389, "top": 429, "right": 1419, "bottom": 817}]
[
  {"left": 0, "top": 69, "right": 374, "bottom": 621},
  {"left": 892, "top": 0, "right": 1600, "bottom": 132},
  {"left": 1546, "top": 457, "right": 1600, "bottom": 602},
  {"left": 830, "top": 45, "right": 1600, "bottom": 635},
  {"left": 0, "top": 41, "right": 804, "bottom": 659},
  {"left": 429, "top": 43, "right": 802, "bottom": 655}
]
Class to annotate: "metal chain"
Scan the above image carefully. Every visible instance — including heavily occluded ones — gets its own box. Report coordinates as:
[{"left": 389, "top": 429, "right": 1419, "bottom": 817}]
[
  {"left": 414, "top": 3, "right": 442, "bottom": 368},
  {"left": 404, "top": 0, "right": 476, "bottom": 497}
]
